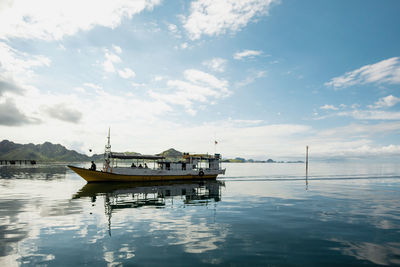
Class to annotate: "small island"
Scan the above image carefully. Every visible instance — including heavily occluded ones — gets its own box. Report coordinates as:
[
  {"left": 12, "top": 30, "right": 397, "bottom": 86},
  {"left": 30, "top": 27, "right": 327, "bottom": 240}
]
[{"left": 221, "top": 157, "right": 304, "bottom": 163}]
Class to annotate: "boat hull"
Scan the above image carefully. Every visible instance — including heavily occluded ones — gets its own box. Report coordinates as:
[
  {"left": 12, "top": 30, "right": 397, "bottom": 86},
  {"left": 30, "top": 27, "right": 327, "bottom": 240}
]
[{"left": 68, "top": 165, "right": 218, "bottom": 182}]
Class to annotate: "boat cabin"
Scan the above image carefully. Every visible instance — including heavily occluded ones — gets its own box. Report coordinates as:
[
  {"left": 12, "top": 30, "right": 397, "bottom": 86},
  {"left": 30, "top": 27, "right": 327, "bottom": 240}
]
[{"left": 105, "top": 152, "right": 222, "bottom": 171}]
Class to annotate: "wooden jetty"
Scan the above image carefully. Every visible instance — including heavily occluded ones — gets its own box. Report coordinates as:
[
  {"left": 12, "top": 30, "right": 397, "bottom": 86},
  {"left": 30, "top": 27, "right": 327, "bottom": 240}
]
[{"left": 0, "top": 160, "right": 37, "bottom": 165}]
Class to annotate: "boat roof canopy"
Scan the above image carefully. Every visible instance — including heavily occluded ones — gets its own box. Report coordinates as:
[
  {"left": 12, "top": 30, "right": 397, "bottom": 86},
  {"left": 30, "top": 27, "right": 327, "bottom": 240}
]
[
  {"left": 110, "top": 152, "right": 165, "bottom": 160},
  {"left": 183, "top": 153, "right": 220, "bottom": 159}
]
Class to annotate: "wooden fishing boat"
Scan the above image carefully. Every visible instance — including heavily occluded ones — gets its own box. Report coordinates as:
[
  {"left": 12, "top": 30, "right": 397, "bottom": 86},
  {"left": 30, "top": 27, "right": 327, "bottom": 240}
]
[{"left": 68, "top": 130, "right": 225, "bottom": 182}]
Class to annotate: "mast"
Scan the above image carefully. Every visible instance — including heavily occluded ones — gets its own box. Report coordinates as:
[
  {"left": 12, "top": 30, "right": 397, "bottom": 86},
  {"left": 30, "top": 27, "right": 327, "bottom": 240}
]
[
  {"left": 105, "top": 127, "right": 111, "bottom": 152},
  {"left": 103, "top": 128, "right": 112, "bottom": 171}
]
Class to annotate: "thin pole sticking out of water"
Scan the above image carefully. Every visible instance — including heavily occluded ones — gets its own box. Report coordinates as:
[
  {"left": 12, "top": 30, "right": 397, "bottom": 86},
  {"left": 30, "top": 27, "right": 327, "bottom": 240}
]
[
  {"left": 306, "top": 146, "right": 309, "bottom": 189},
  {"left": 306, "top": 145, "right": 309, "bottom": 176}
]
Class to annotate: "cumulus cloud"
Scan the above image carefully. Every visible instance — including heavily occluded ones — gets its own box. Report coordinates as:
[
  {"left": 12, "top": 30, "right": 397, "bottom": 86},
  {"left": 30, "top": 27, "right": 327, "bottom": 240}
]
[
  {"left": 320, "top": 104, "right": 339, "bottom": 111},
  {"left": 118, "top": 68, "right": 136, "bottom": 79},
  {"left": 368, "top": 95, "right": 400, "bottom": 109},
  {"left": 202, "top": 58, "right": 227, "bottom": 72},
  {"left": 168, "top": 23, "right": 178, "bottom": 33},
  {"left": 183, "top": 0, "right": 278, "bottom": 40},
  {"left": 0, "top": 98, "right": 39, "bottom": 126},
  {"left": 180, "top": 42, "right": 189, "bottom": 49},
  {"left": 149, "top": 69, "right": 231, "bottom": 115},
  {"left": 233, "top": 49, "right": 263, "bottom": 60},
  {"left": 0, "top": 0, "right": 162, "bottom": 40},
  {"left": 112, "top": 45, "right": 122, "bottom": 54},
  {"left": 325, "top": 57, "right": 400, "bottom": 89},
  {"left": 102, "top": 50, "right": 121, "bottom": 73},
  {"left": 0, "top": 42, "right": 50, "bottom": 79},
  {"left": 0, "top": 76, "right": 24, "bottom": 96},
  {"left": 43, "top": 103, "right": 83, "bottom": 123}
]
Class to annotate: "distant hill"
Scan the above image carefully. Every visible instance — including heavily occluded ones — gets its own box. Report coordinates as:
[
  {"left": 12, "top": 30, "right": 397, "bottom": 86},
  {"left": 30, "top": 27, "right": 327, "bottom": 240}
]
[
  {"left": 0, "top": 140, "right": 102, "bottom": 162},
  {"left": 158, "top": 148, "right": 183, "bottom": 160}
]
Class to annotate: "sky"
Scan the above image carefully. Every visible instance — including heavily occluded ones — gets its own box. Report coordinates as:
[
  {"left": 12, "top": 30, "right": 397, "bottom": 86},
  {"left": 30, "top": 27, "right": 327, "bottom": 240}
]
[{"left": 0, "top": 0, "right": 400, "bottom": 160}]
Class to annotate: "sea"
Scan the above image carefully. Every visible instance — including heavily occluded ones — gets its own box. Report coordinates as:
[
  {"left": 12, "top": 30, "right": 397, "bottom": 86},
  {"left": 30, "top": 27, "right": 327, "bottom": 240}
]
[{"left": 1, "top": 162, "right": 400, "bottom": 266}]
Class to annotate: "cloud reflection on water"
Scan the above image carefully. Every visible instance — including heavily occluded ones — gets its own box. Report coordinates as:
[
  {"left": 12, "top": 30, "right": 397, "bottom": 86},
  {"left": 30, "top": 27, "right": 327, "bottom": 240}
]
[
  {"left": 330, "top": 239, "right": 400, "bottom": 265},
  {"left": 0, "top": 163, "right": 400, "bottom": 265}
]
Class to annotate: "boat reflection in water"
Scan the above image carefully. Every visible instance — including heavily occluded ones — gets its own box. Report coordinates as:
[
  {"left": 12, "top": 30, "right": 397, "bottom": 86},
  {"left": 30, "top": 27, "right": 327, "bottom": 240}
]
[{"left": 73, "top": 180, "right": 224, "bottom": 235}]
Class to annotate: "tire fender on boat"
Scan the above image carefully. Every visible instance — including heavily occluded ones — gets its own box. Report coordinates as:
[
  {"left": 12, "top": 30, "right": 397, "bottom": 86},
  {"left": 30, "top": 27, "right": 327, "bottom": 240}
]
[{"left": 199, "top": 169, "right": 204, "bottom": 176}]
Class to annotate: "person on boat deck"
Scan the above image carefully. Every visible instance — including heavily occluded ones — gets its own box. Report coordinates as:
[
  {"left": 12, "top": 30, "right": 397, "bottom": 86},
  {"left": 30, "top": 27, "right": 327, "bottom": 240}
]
[
  {"left": 89, "top": 161, "right": 96, "bottom": 171},
  {"left": 131, "top": 163, "right": 136, "bottom": 168},
  {"left": 138, "top": 164, "right": 143, "bottom": 168},
  {"left": 144, "top": 163, "right": 148, "bottom": 168}
]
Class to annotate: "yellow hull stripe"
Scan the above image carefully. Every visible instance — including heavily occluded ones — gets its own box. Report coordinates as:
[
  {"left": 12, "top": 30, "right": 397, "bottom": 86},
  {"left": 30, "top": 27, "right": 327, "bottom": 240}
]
[{"left": 68, "top": 165, "right": 217, "bottom": 182}]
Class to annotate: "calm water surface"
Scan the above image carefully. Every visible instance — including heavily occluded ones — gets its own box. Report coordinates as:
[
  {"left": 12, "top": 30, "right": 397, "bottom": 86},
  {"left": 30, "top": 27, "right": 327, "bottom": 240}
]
[{"left": 1, "top": 162, "right": 400, "bottom": 266}]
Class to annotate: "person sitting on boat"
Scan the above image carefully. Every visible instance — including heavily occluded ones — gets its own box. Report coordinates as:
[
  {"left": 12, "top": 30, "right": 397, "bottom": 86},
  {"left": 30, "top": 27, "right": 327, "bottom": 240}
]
[
  {"left": 131, "top": 163, "right": 136, "bottom": 168},
  {"left": 138, "top": 164, "right": 143, "bottom": 168},
  {"left": 103, "top": 159, "right": 110, "bottom": 172},
  {"left": 89, "top": 161, "right": 96, "bottom": 171},
  {"left": 144, "top": 163, "right": 148, "bottom": 168}
]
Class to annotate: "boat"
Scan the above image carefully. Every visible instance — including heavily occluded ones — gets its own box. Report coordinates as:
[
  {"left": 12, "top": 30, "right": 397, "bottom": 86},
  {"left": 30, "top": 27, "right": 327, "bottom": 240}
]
[{"left": 68, "top": 129, "right": 226, "bottom": 182}]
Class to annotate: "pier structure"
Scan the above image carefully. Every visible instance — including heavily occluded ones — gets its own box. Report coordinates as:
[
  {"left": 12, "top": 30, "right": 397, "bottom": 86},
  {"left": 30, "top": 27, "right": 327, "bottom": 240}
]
[{"left": 0, "top": 160, "right": 37, "bottom": 165}]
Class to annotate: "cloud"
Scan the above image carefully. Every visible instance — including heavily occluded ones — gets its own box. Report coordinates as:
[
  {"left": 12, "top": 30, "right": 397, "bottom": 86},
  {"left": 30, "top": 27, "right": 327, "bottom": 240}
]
[
  {"left": 112, "top": 45, "right": 122, "bottom": 54},
  {"left": 43, "top": 103, "right": 83, "bottom": 123},
  {"left": 315, "top": 107, "right": 400, "bottom": 121},
  {"left": 149, "top": 69, "right": 231, "bottom": 115},
  {"left": 3, "top": 88, "right": 400, "bottom": 159},
  {"left": 330, "top": 239, "right": 400, "bottom": 266},
  {"left": 153, "top": 75, "right": 164, "bottom": 82},
  {"left": 168, "top": 23, "right": 178, "bottom": 33},
  {"left": 311, "top": 143, "right": 400, "bottom": 159},
  {"left": 202, "top": 58, "right": 227, "bottom": 72},
  {"left": 0, "top": 76, "right": 24, "bottom": 96},
  {"left": 0, "top": 0, "right": 162, "bottom": 40},
  {"left": 183, "top": 0, "right": 278, "bottom": 40},
  {"left": 166, "top": 22, "right": 182, "bottom": 39},
  {"left": 341, "top": 110, "right": 400, "bottom": 120},
  {"left": 182, "top": 42, "right": 189, "bottom": 49},
  {"left": 368, "top": 95, "right": 400, "bottom": 109},
  {"left": 102, "top": 50, "right": 121, "bottom": 73},
  {"left": 131, "top": 82, "right": 146, "bottom": 87},
  {"left": 233, "top": 49, "right": 263, "bottom": 60},
  {"left": 83, "top": 83, "right": 102, "bottom": 90},
  {"left": 320, "top": 104, "right": 338, "bottom": 111},
  {"left": 319, "top": 122, "right": 400, "bottom": 137},
  {"left": 0, "top": 98, "right": 39, "bottom": 126},
  {"left": 226, "top": 118, "right": 263, "bottom": 126},
  {"left": 73, "top": 87, "right": 86, "bottom": 93},
  {"left": 118, "top": 68, "right": 136, "bottom": 79},
  {"left": 0, "top": 42, "right": 50, "bottom": 80},
  {"left": 235, "top": 70, "right": 267, "bottom": 87},
  {"left": 325, "top": 57, "right": 400, "bottom": 89}
]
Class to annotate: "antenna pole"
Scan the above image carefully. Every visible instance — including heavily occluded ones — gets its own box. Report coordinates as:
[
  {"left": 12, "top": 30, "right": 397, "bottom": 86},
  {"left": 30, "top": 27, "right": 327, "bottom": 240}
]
[{"left": 105, "top": 127, "right": 111, "bottom": 151}]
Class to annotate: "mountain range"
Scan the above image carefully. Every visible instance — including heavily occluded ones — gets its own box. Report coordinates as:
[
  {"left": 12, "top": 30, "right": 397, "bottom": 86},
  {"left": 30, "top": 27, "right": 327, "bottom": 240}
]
[
  {"left": 0, "top": 140, "right": 290, "bottom": 163},
  {"left": 0, "top": 140, "right": 183, "bottom": 162}
]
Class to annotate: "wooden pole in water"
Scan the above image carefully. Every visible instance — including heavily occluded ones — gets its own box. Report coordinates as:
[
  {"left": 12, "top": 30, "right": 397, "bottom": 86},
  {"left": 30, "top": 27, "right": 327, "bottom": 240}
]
[
  {"left": 306, "top": 146, "right": 309, "bottom": 176},
  {"left": 305, "top": 146, "right": 309, "bottom": 189}
]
